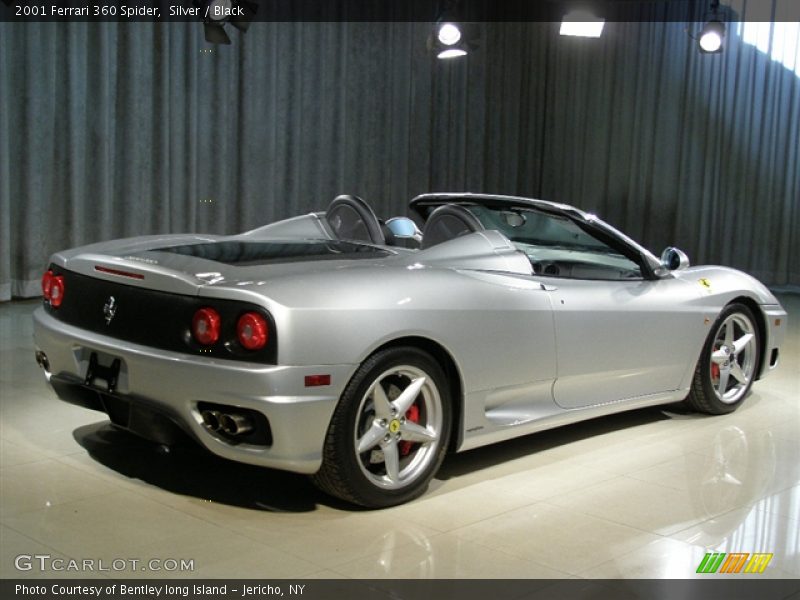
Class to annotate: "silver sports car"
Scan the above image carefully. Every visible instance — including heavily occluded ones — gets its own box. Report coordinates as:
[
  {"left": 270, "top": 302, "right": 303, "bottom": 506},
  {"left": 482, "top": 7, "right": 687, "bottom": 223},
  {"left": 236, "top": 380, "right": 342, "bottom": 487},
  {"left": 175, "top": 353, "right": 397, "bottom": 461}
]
[{"left": 33, "top": 193, "right": 787, "bottom": 507}]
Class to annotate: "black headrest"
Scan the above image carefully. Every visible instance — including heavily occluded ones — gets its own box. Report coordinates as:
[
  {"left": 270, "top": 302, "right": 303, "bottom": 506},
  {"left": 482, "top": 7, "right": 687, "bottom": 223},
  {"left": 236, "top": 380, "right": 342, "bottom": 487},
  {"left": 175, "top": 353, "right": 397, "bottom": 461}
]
[
  {"left": 325, "top": 195, "right": 385, "bottom": 245},
  {"left": 421, "top": 204, "right": 485, "bottom": 249}
]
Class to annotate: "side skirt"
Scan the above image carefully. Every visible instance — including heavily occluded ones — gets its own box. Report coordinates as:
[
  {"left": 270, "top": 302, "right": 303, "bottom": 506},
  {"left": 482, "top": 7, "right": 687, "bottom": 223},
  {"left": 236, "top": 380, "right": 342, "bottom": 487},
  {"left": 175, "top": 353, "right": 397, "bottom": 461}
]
[{"left": 456, "top": 389, "right": 688, "bottom": 452}]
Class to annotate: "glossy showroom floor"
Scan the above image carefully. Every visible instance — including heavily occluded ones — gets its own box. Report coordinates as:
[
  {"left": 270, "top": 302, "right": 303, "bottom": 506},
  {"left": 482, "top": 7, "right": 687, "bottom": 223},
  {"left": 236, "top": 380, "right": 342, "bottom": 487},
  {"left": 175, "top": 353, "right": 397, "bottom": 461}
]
[{"left": 1, "top": 296, "right": 798, "bottom": 580}]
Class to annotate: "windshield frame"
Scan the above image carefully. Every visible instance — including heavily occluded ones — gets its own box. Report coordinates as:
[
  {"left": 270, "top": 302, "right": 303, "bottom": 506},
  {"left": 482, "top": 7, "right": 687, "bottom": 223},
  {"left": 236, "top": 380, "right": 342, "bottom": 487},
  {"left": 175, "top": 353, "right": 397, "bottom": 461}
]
[{"left": 410, "top": 193, "right": 661, "bottom": 280}]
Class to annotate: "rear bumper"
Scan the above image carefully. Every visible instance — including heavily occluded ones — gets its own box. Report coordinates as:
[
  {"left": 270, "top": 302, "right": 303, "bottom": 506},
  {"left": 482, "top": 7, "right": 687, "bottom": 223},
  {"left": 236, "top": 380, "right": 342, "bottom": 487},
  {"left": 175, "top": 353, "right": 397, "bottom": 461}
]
[{"left": 33, "top": 307, "right": 356, "bottom": 474}]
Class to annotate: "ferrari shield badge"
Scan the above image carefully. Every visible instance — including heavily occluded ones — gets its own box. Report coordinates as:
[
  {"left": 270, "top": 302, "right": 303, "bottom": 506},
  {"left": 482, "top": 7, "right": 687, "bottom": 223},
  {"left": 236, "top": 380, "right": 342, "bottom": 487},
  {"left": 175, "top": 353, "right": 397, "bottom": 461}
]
[{"left": 103, "top": 296, "right": 117, "bottom": 325}]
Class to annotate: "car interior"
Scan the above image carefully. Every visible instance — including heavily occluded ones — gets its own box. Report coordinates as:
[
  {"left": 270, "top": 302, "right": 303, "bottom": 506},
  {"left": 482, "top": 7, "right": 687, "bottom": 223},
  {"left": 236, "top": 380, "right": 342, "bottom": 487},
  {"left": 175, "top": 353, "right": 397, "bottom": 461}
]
[
  {"left": 325, "top": 195, "right": 487, "bottom": 250},
  {"left": 323, "top": 195, "right": 645, "bottom": 281}
]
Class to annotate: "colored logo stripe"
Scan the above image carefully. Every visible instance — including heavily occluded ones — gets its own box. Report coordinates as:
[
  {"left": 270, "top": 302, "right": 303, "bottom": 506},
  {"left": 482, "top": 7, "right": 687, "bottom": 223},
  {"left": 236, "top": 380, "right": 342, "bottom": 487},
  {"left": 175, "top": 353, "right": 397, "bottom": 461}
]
[
  {"left": 720, "top": 553, "right": 749, "bottom": 573},
  {"left": 744, "top": 554, "right": 773, "bottom": 574},
  {"left": 696, "top": 552, "right": 774, "bottom": 574},
  {"left": 697, "top": 553, "right": 726, "bottom": 573}
]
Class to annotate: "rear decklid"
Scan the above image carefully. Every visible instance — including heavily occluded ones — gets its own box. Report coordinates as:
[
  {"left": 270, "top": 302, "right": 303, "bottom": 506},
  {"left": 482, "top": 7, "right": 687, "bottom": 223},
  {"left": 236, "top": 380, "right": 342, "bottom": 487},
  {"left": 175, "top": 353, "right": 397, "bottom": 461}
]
[
  {"left": 44, "top": 237, "right": 394, "bottom": 362},
  {"left": 53, "top": 237, "right": 396, "bottom": 295},
  {"left": 41, "top": 233, "right": 542, "bottom": 365},
  {"left": 51, "top": 234, "right": 220, "bottom": 295}
]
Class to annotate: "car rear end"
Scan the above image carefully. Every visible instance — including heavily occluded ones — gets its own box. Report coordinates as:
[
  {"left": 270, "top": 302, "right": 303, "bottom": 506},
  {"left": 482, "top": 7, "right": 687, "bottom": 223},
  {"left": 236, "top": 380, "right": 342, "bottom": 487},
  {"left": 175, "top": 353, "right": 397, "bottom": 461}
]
[{"left": 33, "top": 251, "right": 356, "bottom": 475}]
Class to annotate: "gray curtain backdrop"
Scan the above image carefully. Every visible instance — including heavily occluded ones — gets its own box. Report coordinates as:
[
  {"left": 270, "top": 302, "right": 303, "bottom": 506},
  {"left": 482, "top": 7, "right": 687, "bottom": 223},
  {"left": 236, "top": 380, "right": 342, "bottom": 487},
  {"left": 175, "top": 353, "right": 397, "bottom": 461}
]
[{"left": 1, "top": 16, "right": 798, "bottom": 301}]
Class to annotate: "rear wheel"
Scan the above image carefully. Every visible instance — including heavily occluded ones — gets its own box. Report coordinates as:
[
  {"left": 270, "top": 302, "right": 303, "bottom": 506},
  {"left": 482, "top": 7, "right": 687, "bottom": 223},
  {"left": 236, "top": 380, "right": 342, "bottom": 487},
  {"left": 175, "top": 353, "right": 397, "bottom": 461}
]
[
  {"left": 686, "top": 303, "right": 760, "bottom": 415},
  {"left": 312, "top": 347, "right": 451, "bottom": 508}
]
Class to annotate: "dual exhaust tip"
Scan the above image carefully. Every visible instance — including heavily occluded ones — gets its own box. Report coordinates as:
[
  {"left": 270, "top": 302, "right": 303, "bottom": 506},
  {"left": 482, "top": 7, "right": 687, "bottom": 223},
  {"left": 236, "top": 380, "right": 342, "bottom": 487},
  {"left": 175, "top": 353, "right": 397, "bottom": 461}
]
[
  {"left": 35, "top": 350, "right": 52, "bottom": 382},
  {"left": 201, "top": 409, "right": 254, "bottom": 436},
  {"left": 35, "top": 350, "right": 50, "bottom": 372}
]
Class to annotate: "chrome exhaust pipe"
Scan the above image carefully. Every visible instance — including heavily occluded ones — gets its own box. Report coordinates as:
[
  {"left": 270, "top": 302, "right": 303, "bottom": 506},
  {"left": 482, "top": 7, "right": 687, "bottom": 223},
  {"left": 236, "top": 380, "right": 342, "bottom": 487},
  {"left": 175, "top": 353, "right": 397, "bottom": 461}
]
[
  {"left": 219, "top": 412, "right": 254, "bottom": 436},
  {"left": 201, "top": 410, "right": 222, "bottom": 432},
  {"left": 35, "top": 350, "right": 50, "bottom": 372},
  {"left": 35, "top": 350, "right": 51, "bottom": 381}
]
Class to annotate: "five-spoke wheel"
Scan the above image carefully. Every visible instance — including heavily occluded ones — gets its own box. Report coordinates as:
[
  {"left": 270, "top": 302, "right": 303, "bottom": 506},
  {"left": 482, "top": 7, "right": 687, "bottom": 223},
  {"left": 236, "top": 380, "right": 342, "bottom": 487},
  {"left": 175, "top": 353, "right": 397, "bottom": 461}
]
[
  {"left": 354, "top": 365, "right": 444, "bottom": 490},
  {"left": 313, "top": 347, "right": 451, "bottom": 507},
  {"left": 688, "top": 303, "right": 761, "bottom": 414},
  {"left": 709, "top": 313, "right": 758, "bottom": 404}
]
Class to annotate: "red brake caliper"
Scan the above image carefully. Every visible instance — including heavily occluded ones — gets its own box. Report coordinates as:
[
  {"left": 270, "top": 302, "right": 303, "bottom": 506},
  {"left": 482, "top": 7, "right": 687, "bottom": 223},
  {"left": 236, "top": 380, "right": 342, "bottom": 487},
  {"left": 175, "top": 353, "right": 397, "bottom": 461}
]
[
  {"left": 399, "top": 403, "right": 420, "bottom": 456},
  {"left": 711, "top": 347, "right": 720, "bottom": 380}
]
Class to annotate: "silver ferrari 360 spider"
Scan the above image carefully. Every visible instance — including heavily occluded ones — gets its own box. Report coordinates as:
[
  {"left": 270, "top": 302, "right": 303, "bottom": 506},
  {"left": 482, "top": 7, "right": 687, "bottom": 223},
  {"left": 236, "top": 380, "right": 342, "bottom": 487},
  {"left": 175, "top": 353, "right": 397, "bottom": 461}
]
[{"left": 33, "top": 193, "right": 787, "bottom": 507}]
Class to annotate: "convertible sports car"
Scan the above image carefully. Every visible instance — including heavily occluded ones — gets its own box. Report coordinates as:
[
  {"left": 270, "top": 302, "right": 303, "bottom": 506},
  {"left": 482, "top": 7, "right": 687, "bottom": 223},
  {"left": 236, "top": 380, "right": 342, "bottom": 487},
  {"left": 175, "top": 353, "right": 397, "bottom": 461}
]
[{"left": 33, "top": 193, "right": 787, "bottom": 507}]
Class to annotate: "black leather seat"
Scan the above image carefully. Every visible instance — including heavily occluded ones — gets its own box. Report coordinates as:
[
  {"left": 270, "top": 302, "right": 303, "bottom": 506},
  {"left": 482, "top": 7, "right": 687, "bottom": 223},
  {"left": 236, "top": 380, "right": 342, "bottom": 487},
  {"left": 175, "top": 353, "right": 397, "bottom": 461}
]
[
  {"left": 421, "top": 204, "right": 485, "bottom": 249},
  {"left": 325, "top": 195, "right": 386, "bottom": 245}
]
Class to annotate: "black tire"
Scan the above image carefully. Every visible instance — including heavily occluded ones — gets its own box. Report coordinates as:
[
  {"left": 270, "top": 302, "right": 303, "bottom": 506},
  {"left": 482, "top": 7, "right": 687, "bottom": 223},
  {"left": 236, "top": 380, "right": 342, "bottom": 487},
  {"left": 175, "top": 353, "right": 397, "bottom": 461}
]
[
  {"left": 312, "top": 347, "right": 452, "bottom": 508},
  {"left": 686, "top": 303, "right": 761, "bottom": 415}
]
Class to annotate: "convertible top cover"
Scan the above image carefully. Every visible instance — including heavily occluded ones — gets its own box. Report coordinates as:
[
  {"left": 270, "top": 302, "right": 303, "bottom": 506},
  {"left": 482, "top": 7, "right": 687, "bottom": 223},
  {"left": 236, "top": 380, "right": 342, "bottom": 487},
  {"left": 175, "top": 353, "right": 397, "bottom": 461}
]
[{"left": 155, "top": 240, "right": 392, "bottom": 266}]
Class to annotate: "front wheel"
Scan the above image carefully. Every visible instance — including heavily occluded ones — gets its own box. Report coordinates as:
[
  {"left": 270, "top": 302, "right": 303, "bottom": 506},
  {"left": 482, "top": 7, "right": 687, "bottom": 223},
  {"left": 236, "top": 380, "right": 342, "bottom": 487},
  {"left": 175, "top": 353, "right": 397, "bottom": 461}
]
[
  {"left": 312, "top": 347, "right": 452, "bottom": 508},
  {"left": 686, "top": 303, "right": 761, "bottom": 415}
]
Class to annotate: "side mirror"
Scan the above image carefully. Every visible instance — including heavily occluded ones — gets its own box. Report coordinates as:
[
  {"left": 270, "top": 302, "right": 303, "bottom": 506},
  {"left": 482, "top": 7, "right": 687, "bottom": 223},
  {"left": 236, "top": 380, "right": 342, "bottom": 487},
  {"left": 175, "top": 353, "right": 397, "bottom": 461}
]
[
  {"left": 660, "top": 246, "right": 690, "bottom": 272},
  {"left": 386, "top": 217, "right": 422, "bottom": 243}
]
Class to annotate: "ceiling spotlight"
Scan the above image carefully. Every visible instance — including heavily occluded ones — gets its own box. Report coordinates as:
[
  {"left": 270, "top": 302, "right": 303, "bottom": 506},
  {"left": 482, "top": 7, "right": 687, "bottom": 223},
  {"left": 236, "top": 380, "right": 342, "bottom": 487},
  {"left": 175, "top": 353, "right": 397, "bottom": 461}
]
[
  {"left": 695, "top": 0, "right": 726, "bottom": 54},
  {"left": 437, "top": 23, "right": 462, "bottom": 46},
  {"left": 429, "top": 22, "right": 477, "bottom": 60},
  {"left": 193, "top": 0, "right": 258, "bottom": 45},
  {"left": 438, "top": 48, "right": 468, "bottom": 59},
  {"left": 699, "top": 20, "right": 725, "bottom": 53},
  {"left": 559, "top": 10, "right": 605, "bottom": 38}
]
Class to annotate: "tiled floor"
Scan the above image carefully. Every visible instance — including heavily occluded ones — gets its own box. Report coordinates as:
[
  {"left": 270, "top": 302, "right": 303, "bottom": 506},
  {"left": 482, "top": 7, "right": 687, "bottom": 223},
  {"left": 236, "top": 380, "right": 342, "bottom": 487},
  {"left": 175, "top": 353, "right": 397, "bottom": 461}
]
[{"left": 1, "top": 296, "right": 798, "bottom": 579}]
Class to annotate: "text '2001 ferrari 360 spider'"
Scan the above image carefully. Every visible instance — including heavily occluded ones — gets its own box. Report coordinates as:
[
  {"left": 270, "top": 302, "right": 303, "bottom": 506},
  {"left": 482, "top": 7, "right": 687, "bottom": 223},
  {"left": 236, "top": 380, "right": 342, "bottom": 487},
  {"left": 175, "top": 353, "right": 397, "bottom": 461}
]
[{"left": 33, "top": 193, "right": 787, "bottom": 507}]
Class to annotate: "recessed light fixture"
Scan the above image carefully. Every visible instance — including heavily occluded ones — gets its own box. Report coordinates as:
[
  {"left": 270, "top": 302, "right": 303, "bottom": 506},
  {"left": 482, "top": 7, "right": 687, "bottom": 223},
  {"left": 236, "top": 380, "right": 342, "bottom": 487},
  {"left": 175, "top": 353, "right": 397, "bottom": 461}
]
[{"left": 559, "top": 10, "right": 605, "bottom": 38}]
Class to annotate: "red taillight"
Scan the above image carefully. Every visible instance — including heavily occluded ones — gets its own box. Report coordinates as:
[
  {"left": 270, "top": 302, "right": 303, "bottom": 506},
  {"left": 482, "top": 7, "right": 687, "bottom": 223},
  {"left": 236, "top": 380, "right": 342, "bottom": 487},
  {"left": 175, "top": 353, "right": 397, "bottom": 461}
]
[
  {"left": 42, "top": 270, "right": 65, "bottom": 308},
  {"left": 41, "top": 270, "right": 54, "bottom": 298},
  {"left": 50, "top": 276, "right": 65, "bottom": 307},
  {"left": 237, "top": 312, "right": 268, "bottom": 350},
  {"left": 192, "top": 307, "right": 221, "bottom": 345}
]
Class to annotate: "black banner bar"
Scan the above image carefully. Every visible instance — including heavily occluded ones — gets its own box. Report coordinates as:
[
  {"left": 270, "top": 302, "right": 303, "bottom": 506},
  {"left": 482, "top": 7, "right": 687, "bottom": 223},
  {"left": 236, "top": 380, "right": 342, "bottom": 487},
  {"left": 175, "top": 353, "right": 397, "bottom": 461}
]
[
  {"left": 2, "top": 0, "right": 799, "bottom": 23},
  {"left": 4, "top": 579, "right": 800, "bottom": 600}
]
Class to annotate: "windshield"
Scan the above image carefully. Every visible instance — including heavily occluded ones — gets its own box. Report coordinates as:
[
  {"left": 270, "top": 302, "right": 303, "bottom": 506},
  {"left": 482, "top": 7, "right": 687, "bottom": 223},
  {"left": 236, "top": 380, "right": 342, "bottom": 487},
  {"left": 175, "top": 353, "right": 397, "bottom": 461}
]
[{"left": 466, "top": 205, "right": 643, "bottom": 280}]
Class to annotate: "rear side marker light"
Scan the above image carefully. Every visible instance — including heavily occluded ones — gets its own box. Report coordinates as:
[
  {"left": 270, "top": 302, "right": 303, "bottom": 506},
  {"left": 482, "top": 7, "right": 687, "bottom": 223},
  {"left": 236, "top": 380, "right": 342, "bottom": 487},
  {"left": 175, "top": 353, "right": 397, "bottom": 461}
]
[
  {"left": 192, "top": 307, "right": 221, "bottom": 345},
  {"left": 237, "top": 312, "right": 268, "bottom": 350},
  {"left": 305, "top": 374, "right": 331, "bottom": 387}
]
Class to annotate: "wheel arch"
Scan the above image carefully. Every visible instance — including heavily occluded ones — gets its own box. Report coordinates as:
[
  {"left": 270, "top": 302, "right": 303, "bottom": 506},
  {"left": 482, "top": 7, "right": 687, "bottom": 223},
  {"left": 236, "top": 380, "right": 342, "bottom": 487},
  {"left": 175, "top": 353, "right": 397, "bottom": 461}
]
[
  {"left": 367, "top": 336, "right": 465, "bottom": 453},
  {"left": 729, "top": 295, "right": 768, "bottom": 380}
]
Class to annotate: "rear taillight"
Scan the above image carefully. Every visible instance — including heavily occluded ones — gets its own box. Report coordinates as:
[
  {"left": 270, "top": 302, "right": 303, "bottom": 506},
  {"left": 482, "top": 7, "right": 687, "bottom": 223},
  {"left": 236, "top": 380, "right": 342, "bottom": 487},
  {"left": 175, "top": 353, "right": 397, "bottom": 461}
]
[
  {"left": 237, "top": 312, "right": 268, "bottom": 350},
  {"left": 41, "top": 270, "right": 54, "bottom": 297},
  {"left": 192, "top": 307, "right": 221, "bottom": 345},
  {"left": 42, "top": 270, "right": 65, "bottom": 308},
  {"left": 50, "top": 276, "right": 65, "bottom": 307}
]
